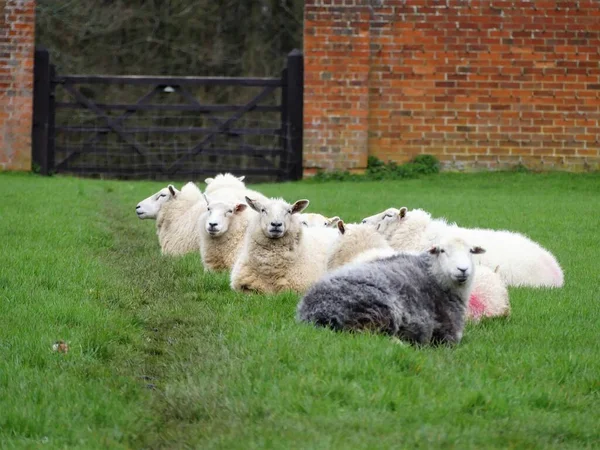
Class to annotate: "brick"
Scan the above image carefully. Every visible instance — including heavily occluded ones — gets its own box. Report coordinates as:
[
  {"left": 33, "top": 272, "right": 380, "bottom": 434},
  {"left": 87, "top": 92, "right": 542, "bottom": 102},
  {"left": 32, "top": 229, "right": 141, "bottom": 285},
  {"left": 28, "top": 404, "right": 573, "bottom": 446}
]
[
  {"left": 0, "top": 0, "right": 35, "bottom": 172},
  {"left": 303, "top": 0, "right": 600, "bottom": 174}
]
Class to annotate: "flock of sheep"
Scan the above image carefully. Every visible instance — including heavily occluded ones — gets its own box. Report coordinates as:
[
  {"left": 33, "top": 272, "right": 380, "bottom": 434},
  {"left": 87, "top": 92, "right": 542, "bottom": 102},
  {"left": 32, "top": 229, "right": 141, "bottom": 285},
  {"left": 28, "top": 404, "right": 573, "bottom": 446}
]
[{"left": 135, "top": 173, "right": 564, "bottom": 346}]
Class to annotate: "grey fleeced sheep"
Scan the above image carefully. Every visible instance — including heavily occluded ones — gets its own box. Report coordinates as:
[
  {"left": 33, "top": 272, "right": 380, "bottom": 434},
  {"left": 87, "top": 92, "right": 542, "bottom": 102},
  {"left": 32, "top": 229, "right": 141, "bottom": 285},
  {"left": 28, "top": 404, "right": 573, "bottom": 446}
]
[{"left": 297, "top": 237, "right": 485, "bottom": 345}]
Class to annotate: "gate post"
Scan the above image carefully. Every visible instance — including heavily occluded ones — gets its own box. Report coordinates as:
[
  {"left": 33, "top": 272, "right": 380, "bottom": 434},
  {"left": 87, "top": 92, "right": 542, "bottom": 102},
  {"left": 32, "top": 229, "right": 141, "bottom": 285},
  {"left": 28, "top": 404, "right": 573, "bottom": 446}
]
[
  {"left": 32, "top": 47, "right": 52, "bottom": 175},
  {"left": 286, "top": 49, "right": 304, "bottom": 181}
]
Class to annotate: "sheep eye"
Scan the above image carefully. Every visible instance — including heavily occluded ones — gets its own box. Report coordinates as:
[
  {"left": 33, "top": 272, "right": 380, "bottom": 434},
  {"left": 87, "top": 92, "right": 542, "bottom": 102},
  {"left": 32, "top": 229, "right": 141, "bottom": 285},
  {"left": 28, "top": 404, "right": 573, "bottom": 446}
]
[
  {"left": 324, "top": 222, "right": 328, "bottom": 226},
  {"left": 287, "top": 210, "right": 292, "bottom": 215},
  {"left": 440, "top": 249, "right": 445, "bottom": 254},
  {"left": 384, "top": 214, "right": 392, "bottom": 219},
  {"left": 261, "top": 208, "right": 266, "bottom": 214},
  {"left": 228, "top": 210, "right": 233, "bottom": 214},
  {"left": 302, "top": 221, "right": 308, "bottom": 226},
  {"left": 207, "top": 207, "right": 211, "bottom": 212}
]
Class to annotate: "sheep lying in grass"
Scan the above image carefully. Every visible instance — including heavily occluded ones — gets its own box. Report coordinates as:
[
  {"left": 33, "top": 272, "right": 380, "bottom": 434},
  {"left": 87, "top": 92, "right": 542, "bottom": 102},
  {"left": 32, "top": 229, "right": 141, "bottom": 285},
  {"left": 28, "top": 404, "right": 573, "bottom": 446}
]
[
  {"left": 327, "top": 221, "right": 396, "bottom": 271},
  {"left": 362, "top": 207, "right": 564, "bottom": 288},
  {"left": 155, "top": 183, "right": 207, "bottom": 255},
  {"left": 135, "top": 182, "right": 207, "bottom": 255},
  {"left": 299, "top": 213, "right": 341, "bottom": 228},
  {"left": 198, "top": 195, "right": 251, "bottom": 272},
  {"left": 230, "top": 196, "right": 339, "bottom": 294},
  {"left": 297, "top": 237, "right": 485, "bottom": 345}
]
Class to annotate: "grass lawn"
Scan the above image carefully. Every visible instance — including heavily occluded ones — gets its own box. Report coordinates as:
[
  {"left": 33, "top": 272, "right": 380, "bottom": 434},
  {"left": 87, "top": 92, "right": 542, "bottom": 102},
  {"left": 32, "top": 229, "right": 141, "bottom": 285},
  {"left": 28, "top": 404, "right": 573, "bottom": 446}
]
[{"left": 0, "top": 171, "right": 599, "bottom": 449}]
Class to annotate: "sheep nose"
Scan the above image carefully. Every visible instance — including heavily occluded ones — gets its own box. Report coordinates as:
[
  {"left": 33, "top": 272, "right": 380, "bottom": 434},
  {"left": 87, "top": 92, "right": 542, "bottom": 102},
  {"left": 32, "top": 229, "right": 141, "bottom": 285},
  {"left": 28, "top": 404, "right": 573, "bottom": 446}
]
[
  {"left": 208, "top": 222, "right": 218, "bottom": 228},
  {"left": 457, "top": 267, "right": 468, "bottom": 274},
  {"left": 270, "top": 221, "right": 282, "bottom": 228},
  {"left": 136, "top": 205, "right": 141, "bottom": 210}
]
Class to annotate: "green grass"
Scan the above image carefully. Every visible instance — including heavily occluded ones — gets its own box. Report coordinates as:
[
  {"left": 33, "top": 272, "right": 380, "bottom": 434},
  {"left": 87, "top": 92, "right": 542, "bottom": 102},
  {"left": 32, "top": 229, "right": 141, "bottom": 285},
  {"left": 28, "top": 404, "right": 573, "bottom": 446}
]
[{"left": 0, "top": 171, "right": 599, "bottom": 449}]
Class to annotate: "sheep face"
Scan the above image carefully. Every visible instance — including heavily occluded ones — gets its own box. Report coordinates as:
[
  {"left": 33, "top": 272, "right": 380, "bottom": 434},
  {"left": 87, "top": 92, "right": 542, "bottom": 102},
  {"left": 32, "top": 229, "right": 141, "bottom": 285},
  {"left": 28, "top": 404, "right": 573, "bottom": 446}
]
[
  {"left": 135, "top": 185, "right": 178, "bottom": 219},
  {"left": 246, "top": 197, "right": 309, "bottom": 239},
  {"left": 429, "top": 237, "right": 485, "bottom": 289},
  {"left": 299, "top": 213, "right": 340, "bottom": 228},
  {"left": 361, "top": 207, "right": 408, "bottom": 232},
  {"left": 204, "top": 200, "right": 247, "bottom": 237}
]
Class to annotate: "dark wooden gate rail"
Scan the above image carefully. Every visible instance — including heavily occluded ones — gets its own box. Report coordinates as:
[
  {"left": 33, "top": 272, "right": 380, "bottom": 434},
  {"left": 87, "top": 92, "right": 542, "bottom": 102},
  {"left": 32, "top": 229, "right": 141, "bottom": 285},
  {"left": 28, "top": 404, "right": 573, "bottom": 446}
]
[{"left": 31, "top": 47, "right": 304, "bottom": 181}]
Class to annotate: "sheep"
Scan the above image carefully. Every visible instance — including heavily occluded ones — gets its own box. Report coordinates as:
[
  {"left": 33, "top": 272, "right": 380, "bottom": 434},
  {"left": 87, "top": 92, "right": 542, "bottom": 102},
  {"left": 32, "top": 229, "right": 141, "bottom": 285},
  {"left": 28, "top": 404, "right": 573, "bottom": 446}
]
[
  {"left": 154, "top": 182, "right": 207, "bottom": 255},
  {"left": 230, "top": 196, "right": 339, "bottom": 294},
  {"left": 327, "top": 220, "right": 397, "bottom": 271},
  {"left": 135, "top": 182, "right": 207, "bottom": 255},
  {"left": 198, "top": 195, "right": 251, "bottom": 272},
  {"left": 299, "top": 213, "right": 341, "bottom": 228},
  {"left": 362, "top": 207, "right": 564, "bottom": 288},
  {"left": 297, "top": 237, "right": 485, "bottom": 345}
]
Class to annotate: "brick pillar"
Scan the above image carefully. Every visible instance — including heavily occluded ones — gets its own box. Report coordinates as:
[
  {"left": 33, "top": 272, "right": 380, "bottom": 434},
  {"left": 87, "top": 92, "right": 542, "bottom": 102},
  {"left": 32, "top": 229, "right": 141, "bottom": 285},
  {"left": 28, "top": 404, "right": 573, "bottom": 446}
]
[
  {"left": 303, "top": 0, "right": 371, "bottom": 174},
  {"left": 0, "top": 0, "right": 35, "bottom": 172},
  {"left": 303, "top": 0, "right": 600, "bottom": 173}
]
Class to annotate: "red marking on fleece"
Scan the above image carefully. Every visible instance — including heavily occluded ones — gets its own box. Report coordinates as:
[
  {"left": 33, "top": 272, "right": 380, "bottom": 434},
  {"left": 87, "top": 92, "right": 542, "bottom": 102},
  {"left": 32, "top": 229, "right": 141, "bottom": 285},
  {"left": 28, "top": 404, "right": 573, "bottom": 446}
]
[{"left": 469, "top": 293, "right": 486, "bottom": 319}]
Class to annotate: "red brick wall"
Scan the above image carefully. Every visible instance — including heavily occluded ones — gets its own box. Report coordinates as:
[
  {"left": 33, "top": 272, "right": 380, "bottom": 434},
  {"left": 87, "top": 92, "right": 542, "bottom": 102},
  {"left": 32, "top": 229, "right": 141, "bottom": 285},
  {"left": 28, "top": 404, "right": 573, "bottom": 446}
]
[
  {"left": 0, "top": 0, "right": 35, "bottom": 171},
  {"left": 304, "top": 0, "right": 600, "bottom": 173}
]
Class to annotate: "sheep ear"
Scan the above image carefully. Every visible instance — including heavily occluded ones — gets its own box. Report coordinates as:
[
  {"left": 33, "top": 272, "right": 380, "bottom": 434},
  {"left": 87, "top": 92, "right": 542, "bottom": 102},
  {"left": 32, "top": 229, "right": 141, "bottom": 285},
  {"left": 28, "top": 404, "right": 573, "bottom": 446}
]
[
  {"left": 470, "top": 246, "right": 485, "bottom": 254},
  {"left": 237, "top": 175, "right": 245, "bottom": 181},
  {"left": 205, "top": 177, "right": 214, "bottom": 185},
  {"left": 234, "top": 203, "right": 248, "bottom": 213},
  {"left": 337, "top": 220, "right": 346, "bottom": 235},
  {"left": 399, "top": 207, "right": 408, "bottom": 219},
  {"left": 428, "top": 246, "right": 440, "bottom": 255},
  {"left": 168, "top": 185, "right": 177, "bottom": 197},
  {"left": 245, "top": 196, "right": 262, "bottom": 213},
  {"left": 328, "top": 216, "right": 341, "bottom": 228},
  {"left": 291, "top": 199, "right": 310, "bottom": 214}
]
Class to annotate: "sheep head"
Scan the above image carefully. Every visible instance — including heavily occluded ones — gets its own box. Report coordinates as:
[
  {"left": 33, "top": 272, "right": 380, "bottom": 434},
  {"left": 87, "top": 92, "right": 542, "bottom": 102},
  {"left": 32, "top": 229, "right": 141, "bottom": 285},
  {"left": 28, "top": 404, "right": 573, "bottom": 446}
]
[
  {"left": 135, "top": 184, "right": 178, "bottom": 219},
  {"left": 203, "top": 195, "right": 248, "bottom": 237},
  {"left": 428, "top": 237, "right": 485, "bottom": 290},
  {"left": 299, "top": 213, "right": 339, "bottom": 228},
  {"left": 246, "top": 196, "right": 309, "bottom": 239},
  {"left": 361, "top": 207, "right": 408, "bottom": 232}
]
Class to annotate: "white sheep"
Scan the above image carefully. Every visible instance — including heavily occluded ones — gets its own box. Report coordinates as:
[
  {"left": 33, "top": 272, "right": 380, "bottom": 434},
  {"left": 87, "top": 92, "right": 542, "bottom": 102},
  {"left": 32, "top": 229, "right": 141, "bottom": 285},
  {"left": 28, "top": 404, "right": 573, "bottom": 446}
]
[
  {"left": 230, "top": 196, "right": 339, "bottom": 294},
  {"left": 198, "top": 195, "right": 251, "bottom": 272},
  {"left": 135, "top": 182, "right": 207, "bottom": 255},
  {"left": 299, "top": 213, "right": 341, "bottom": 228},
  {"left": 362, "top": 207, "right": 564, "bottom": 288},
  {"left": 154, "top": 182, "right": 207, "bottom": 255},
  {"left": 297, "top": 237, "right": 485, "bottom": 345},
  {"left": 327, "top": 220, "right": 397, "bottom": 271}
]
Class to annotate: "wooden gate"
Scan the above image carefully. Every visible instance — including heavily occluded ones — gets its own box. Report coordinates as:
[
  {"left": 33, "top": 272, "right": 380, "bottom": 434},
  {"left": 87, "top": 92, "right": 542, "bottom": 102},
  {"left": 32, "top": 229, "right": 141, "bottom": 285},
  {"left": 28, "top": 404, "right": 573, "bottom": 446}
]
[{"left": 31, "top": 48, "right": 303, "bottom": 181}]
